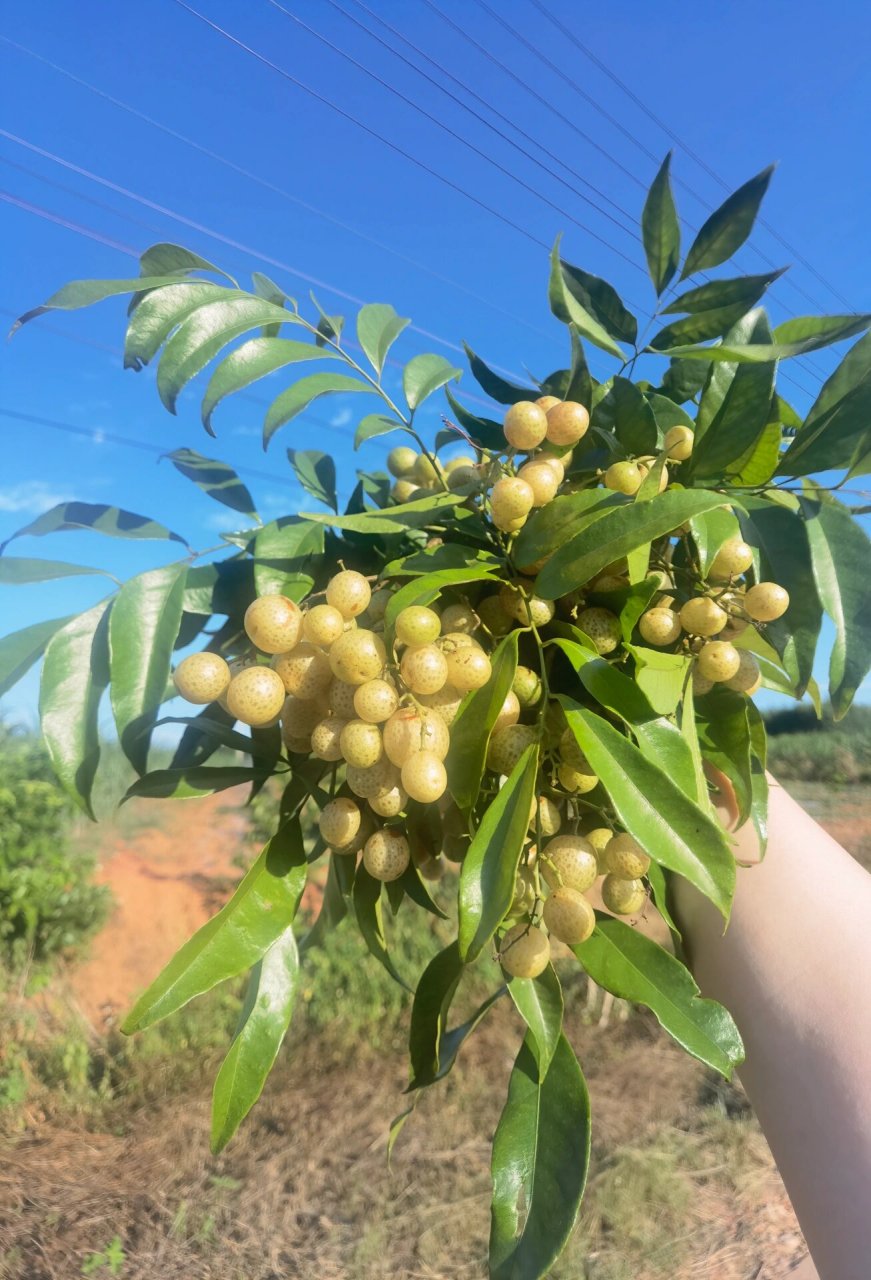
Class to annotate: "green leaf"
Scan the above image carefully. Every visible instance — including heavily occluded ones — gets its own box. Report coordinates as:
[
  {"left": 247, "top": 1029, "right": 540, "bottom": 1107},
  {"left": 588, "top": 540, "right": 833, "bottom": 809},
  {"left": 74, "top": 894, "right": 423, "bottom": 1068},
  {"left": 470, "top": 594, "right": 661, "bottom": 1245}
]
[
  {"left": 548, "top": 236, "right": 624, "bottom": 359},
  {"left": 661, "top": 313, "right": 871, "bottom": 363},
  {"left": 210, "top": 926, "right": 299, "bottom": 1153},
  {"left": 201, "top": 336, "right": 335, "bottom": 432},
  {"left": 443, "top": 385, "right": 507, "bottom": 451},
  {"left": 299, "top": 853, "right": 353, "bottom": 955},
  {"left": 656, "top": 357, "right": 709, "bottom": 404},
  {"left": 0, "top": 502, "right": 188, "bottom": 554},
  {"left": 535, "top": 490, "right": 729, "bottom": 600},
  {"left": 489, "top": 1033, "right": 590, "bottom": 1280},
  {"left": 688, "top": 507, "right": 741, "bottom": 577},
  {"left": 514, "top": 490, "right": 623, "bottom": 573},
  {"left": 681, "top": 165, "right": 774, "bottom": 279},
  {"left": 575, "top": 919, "right": 744, "bottom": 1076},
  {"left": 662, "top": 270, "right": 786, "bottom": 316},
  {"left": 641, "top": 152, "right": 680, "bottom": 295},
  {"left": 558, "top": 258, "right": 637, "bottom": 345},
  {"left": 384, "top": 567, "right": 501, "bottom": 648},
  {"left": 646, "top": 392, "right": 694, "bottom": 437},
  {"left": 183, "top": 560, "right": 255, "bottom": 616},
  {"left": 649, "top": 301, "right": 768, "bottom": 352},
  {"left": 10, "top": 274, "right": 214, "bottom": 336},
  {"left": 777, "top": 332, "right": 871, "bottom": 476},
  {"left": 560, "top": 703, "right": 735, "bottom": 917},
  {"left": 0, "top": 615, "right": 73, "bottom": 697},
  {"left": 252, "top": 518, "right": 324, "bottom": 598},
  {"left": 0, "top": 557, "right": 109, "bottom": 584},
  {"left": 165, "top": 448, "right": 257, "bottom": 519},
  {"left": 39, "top": 599, "right": 111, "bottom": 819},
  {"left": 627, "top": 646, "right": 690, "bottom": 715},
  {"left": 593, "top": 376, "right": 658, "bottom": 455},
  {"left": 689, "top": 310, "right": 775, "bottom": 479},
  {"left": 799, "top": 488, "right": 871, "bottom": 719},
  {"left": 354, "top": 413, "right": 403, "bottom": 449},
  {"left": 287, "top": 449, "right": 337, "bottom": 512},
  {"left": 154, "top": 715, "right": 280, "bottom": 764},
  {"left": 447, "top": 630, "right": 519, "bottom": 814},
  {"left": 728, "top": 421, "right": 782, "bottom": 486},
  {"left": 263, "top": 373, "right": 372, "bottom": 447},
  {"left": 356, "top": 303, "right": 410, "bottom": 375},
  {"left": 123, "top": 818, "right": 307, "bottom": 1033},
  {"left": 109, "top": 563, "right": 187, "bottom": 774},
  {"left": 463, "top": 343, "right": 536, "bottom": 405},
  {"left": 508, "top": 965, "right": 563, "bottom": 1076},
  {"left": 695, "top": 687, "right": 752, "bottom": 824},
  {"left": 403, "top": 352, "right": 462, "bottom": 411},
  {"left": 408, "top": 941, "right": 463, "bottom": 1089},
  {"left": 458, "top": 744, "right": 539, "bottom": 962},
  {"left": 304, "top": 491, "right": 465, "bottom": 536},
  {"left": 352, "top": 865, "right": 412, "bottom": 991},
  {"left": 124, "top": 282, "right": 231, "bottom": 371},
  {"left": 139, "top": 242, "right": 233, "bottom": 282}
]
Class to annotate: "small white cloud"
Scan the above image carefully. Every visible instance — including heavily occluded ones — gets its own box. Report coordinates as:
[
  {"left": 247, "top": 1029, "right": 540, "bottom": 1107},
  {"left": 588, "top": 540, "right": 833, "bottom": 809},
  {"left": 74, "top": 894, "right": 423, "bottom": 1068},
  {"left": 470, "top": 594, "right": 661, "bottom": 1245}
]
[
  {"left": 92, "top": 429, "right": 106, "bottom": 445},
  {"left": 0, "top": 481, "right": 77, "bottom": 514},
  {"left": 330, "top": 407, "right": 353, "bottom": 428},
  {"left": 231, "top": 424, "right": 261, "bottom": 437}
]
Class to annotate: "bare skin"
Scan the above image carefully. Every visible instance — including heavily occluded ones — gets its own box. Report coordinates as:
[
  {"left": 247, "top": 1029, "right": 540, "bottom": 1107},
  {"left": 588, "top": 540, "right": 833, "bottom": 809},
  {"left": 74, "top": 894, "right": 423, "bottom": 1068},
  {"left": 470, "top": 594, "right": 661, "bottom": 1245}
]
[{"left": 673, "top": 774, "right": 871, "bottom": 1280}]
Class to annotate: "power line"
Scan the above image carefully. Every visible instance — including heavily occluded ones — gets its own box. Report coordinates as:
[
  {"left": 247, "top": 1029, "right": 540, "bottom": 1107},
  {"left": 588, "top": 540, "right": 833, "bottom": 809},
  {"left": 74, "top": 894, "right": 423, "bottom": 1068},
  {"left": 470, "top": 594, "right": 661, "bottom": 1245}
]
[{"left": 0, "top": 189, "right": 139, "bottom": 255}]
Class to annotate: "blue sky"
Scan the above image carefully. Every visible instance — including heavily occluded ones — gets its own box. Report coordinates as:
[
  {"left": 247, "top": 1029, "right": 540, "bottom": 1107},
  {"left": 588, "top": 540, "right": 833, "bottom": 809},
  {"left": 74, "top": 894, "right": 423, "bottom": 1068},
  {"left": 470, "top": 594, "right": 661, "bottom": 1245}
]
[{"left": 2, "top": 0, "right": 870, "bottom": 723}]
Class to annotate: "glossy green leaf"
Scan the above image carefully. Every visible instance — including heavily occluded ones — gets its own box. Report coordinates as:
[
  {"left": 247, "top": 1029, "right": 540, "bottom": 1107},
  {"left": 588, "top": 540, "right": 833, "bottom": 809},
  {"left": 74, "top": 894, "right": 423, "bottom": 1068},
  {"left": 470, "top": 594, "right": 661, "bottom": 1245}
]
[
  {"left": 201, "top": 335, "right": 335, "bottom": 431},
  {"left": 0, "top": 615, "right": 73, "bottom": 697},
  {"left": 662, "top": 312, "right": 871, "bottom": 363},
  {"left": 408, "top": 942, "right": 463, "bottom": 1088},
  {"left": 443, "top": 385, "right": 506, "bottom": 450},
  {"left": 447, "top": 630, "right": 519, "bottom": 814},
  {"left": 165, "top": 448, "right": 257, "bottom": 519},
  {"left": 727, "top": 421, "right": 782, "bottom": 486},
  {"left": 489, "top": 1033, "right": 590, "bottom": 1280},
  {"left": 508, "top": 965, "right": 563, "bottom": 1076},
  {"left": 560, "top": 702, "right": 735, "bottom": 916},
  {"left": 0, "top": 557, "right": 109, "bottom": 584},
  {"left": 656, "top": 357, "right": 709, "bottom": 404},
  {"left": 548, "top": 236, "right": 624, "bottom": 358},
  {"left": 514, "top": 490, "right": 623, "bottom": 572},
  {"left": 641, "top": 152, "right": 680, "bottom": 295},
  {"left": 263, "top": 372, "right": 372, "bottom": 446},
  {"left": 649, "top": 302, "right": 765, "bottom": 352},
  {"left": 0, "top": 502, "right": 188, "bottom": 553},
  {"left": 688, "top": 310, "right": 775, "bottom": 479},
  {"left": 183, "top": 560, "right": 255, "bottom": 616},
  {"left": 403, "top": 353, "right": 461, "bottom": 411},
  {"left": 458, "top": 744, "right": 539, "bottom": 962},
  {"left": 10, "top": 274, "right": 212, "bottom": 336},
  {"left": 124, "top": 282, "right": 231, "bottom": 371},
  {"left": 210, "top": 926, "right": 299, "bottom": 1153},
  {"left": 678, "top": 681, "right": 708, "bottom": 807},
  {"left": 288, "top": 449, "right": 337, "bottom": 512},
  {"left": 39, "top": 599, "right": 111, "bottom": 819},
  {"left": 433, "top": 987, "right": 505, "bottom": 1085},
  {"left": 356, "top": 302, "right": 410, "bottom": 375},
  {"left": 252, "top": 518, "right": 324, "bottom": 597},
  {"left": 384, "top": 566, "right": 499, "bottom": 644},
  {"left": 353, "top": 865, "right": 412, "bottom": 991},
  {"left": 646, "top": 392, "right": 694, "bottom": 436},
  {"left": 354, "top": 413, "right": 403, "bottom": 448},
  {"left": 593, "top": 376, "right": 658, "bottom": 455},
  {"left": 463, "top": 343, "right": 536, "bottom": 405},
  {"left": 662, "top": 270, "right": 786, "bottom": 317},
  {"left": 299, "top": 853, "right": 354, "bottom": 955},
  {"left": 558, "top": 258, "right": 637, "bottom": 345},
  {"left": 627, "top": 646, "right": 689, "bottom": 715},
  {"left": 139, "top": 242, "right": 233, "bottom": 281},
  {"left": 681, "top": 165, "right": 774, "bottom": 279},
  {"left": 575, "top": 919, "right": 744, "bottom": 1076},
  {"left": 688, "top": 507, "right": 741, "bottom": 577},
  {"left": 109, "top": 563, "right": 187, "bottom": 774},
  {"left": 123, "top": 818, "right": 307, "bottom": 1033},
  {"left": 304, "top": 491, "right": 464, "bottom": 536},
  {"left": 777, "top": 332, "right": 871, "bottom": 476},
  {"left": 154, "top": 715, "right": 280, "bottom": 764},
  {"left": 696, "top": 687, "right": 753, "bottom": 824},
  {"left": 535, "top": 490, "right": 729, "bottom": 600},
  {"left": 695, "top": 311, "right": 764, "bottom": 442}
]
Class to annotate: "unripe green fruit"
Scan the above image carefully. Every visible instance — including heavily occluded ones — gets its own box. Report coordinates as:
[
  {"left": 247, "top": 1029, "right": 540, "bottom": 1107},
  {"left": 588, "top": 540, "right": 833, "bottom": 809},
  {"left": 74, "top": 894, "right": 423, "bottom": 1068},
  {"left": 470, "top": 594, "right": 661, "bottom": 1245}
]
[
  {"left": 478, "top": 594, "right": 515, "bottom": 638},
  {"left": 412, "top": 453, "right": 445, "bottom": 486},
  {"left": 273, "top": 642, "right": 333, "bottom": 699},
  {"left": 440, "top": 602, "right": 479, "bottom": 635},
  {"left": 366, "top": 586, "right": 392, "bottom": 623},
  {"left": 541, "top": 835, "right": 598, "bottom": 893},
  {"left": 346, "top": 758, "right": 401, "bottom": 799},
  {"left": 280, "top": 693, "right": 328, "bottom": 743},
  {"left": 679, "top": 596, "right": 727, "bottom": 637},
  {"left": 697, "top": 640, "right": 741, "bottom": 683},
  {"left": 363, "top": 828, "right": 410, "bottom": 882},
  {"left": 512, "top": 665, "right": 542, "bottom": 707},
  {"left": 445, "top": 454, "right": 477, "bottom": 475},
  {"left": 499, "top": 583, "right": 555, "bottom": 627},
  {"left": 447, "top": 464, "right": 481, "bottom": 491},
  {"left": 311, "top": 717, "right": 348, "bottom": 761},
  {"left": 585, "top": 827, "right": 614, "bottom": 873},
  {"left": 353, "top": 678, "right": 399, "bottom": 723},
  {"left": 396, "top": 605, "right": 441, "bottom": 646},
  {"left": 329, "top": 629, "right": 387, "bottom": 685},
  {"left": 590, "top": 572, "right": 629, "bottom": 593},
  {"left": 576, "top": 607, "right": 621, "bottom": 654},
  {"left": 383, "top": 707, "right": 449, "bottom": 764},
  {"left": 529, "top": 795, "right": 562, "bottom": 836},
  {"left": 602, "top": 875, "right": 646, "bottom": 916},
  {"left": 663, "top": 425, "right": 694, "bottom": 461},
  {"left": 499, "top": 923, "right": 551, "bottom": 978},
  {"left": 392, "top": 478, "right": 420, "bottom": 502},
  {"left": 226, "top": 666, "right": 286, "bottom": 727},
  {"left": 303, "top": 604, "right": 346, "bottom": 648},
  {"left": 509, "top": 867, "right": 537, "bottom": 918},
  {"left": 339, "top": 719, "right": 383, "bottom": 767},
  {"left": 546, "top": 400, "right": 589, "bottom": 446},
  {"left": 326, "top": 570, "right": 371, "bottom": 619},
  {"left": 503, "top": 400, "right": 548, "bottom": 450},
  {"left": 400, "top": 643, "right": 449, "bottom": 695},
  {"left": 558, "top": 762, "right": 599, "bottom": 794},
  {"left": 604, "top": 460, "right": 644, "bottom": 495},
  {"left": 491, "top": 476, "right": 535, "bottom": 529},
  {"left": 173, "top": 652, "right": 231, "bottom": 704},
  {"left": 445, "top": 646, "right": 492, "bottom": 692},
  {"left": 244, "top": 594, "right": 303, "bottom": 654},
  {"left": 724, "top": 649, "right": 762, "bottom": 694},
  {"left": 543, "top": 887, "right": 595, "bottom": 945},
  {"left": 744, "top": 582, "right": 789, "bottom": 622},
  {"left": 419, "top": 685, "right": 463, "bottom": 726},
  {"left": 605, "top": 832, "right": 650, "bottom": 878},
  {"left": 401, "top": 750, "right": 448, "bottom": 803},
  {"left": 709, "top": 537, "right": 754, "bottom": 581},
  {"left": 487, "top": 723, "right": 538, "bottom": 774},
  {"left": 318, "top": 797, "right": 362, "bottom": 849},
  {"left": 387, "top": 446, "right": 418, "bottom": 478},
  {"left": 369, "top": 784, "right": 408, "bottom": 818},
  {"left": 639, "top": 607, "right": 682, "bottom": 647},
  {"left": 328, "top": 678, "right": 358, "bottom": 718},
  {"left": 493, "top": 689, "right": 521, "bottom": 735}
]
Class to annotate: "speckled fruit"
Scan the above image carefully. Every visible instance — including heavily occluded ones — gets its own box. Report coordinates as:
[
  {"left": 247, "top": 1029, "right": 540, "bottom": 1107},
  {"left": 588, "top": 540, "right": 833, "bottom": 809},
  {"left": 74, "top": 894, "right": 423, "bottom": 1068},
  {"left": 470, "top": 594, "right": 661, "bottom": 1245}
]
[
  {"left": 491, "top": 476, "right": 535, "bottom": 530},
  {"left": 498, "top": 923, "right": 551, "bottom": 978},
  {"left": 310, "top": 717, "right": 348, "bottom": 762},
  {"left": 499, "top": 583, "right": 555, "bottom": 627},
  {"left": 368, "top": 784, "right": 408, "bottom": 818},
  {"left": 273, "top": 642, "right": 333, "bottom": 699},
  {"left": 328, "top": 679, "right": 358, "bottom": 718},
  {"left": 412, "top": 453, "right": 445, "bottom": 487},
  {"left": 503, "top": 400, "right": 548, "bottom": 450},
  {"left": 529, "top": 795, "right": 562, "bottom": 836},
  {"left": 558, "top": 763, "right": 599, "bottom": 794},
  {"left": 387, "top": 445, "right": 418, "bottom": 478},
  {"left": 399, "top": 643, "right": 448, "bottom": 695},
  {"left": 546, "top": 400, "right": 589, "bottom": 446},
  {"left": 679, "top": 596, "right": 727, "bottom": 637},
  {"left": 744, "top": 582, "right": 789, "bottom": 622},
  {"left": 709, "top": 537, "right": 754, "bottom": 581},
  {"left": 339, "top": 719, "right": 383, "bottom": 767},
  {"left": 447, "top": 464, "right": 481, "bottom": 491},
  {"left": 513, "top": 666, "right": 542, "bottom": 707},
  {"left": 517, "top": 458, "right": 561, "bottom": 506},
  {"left": 366, "top": 587, "right": 392, "bottom": 623},
  {"left": 383, "top": 707, "right": 449, "bottom": 765},
  {"left": 541, "top": 834, "right": 598, "bottom": 893},
  {"left": 535, "top": 395, "right": 561, "bottom": 412},
  {"left": 346, "top": 758, "right": 401, "bottom": 799},
  {"left": 639, "top": 607, "right": 682, "bottom": 647},
  {"left": 725, "top": 649, "right": 762, "bottom": 694},
  {"left": 318, "top": 797, "right": 362, "bottom": 849},
  {"left": 226, "top": 666, "right": 286, "bottom": 727},
  {"left": 326, "top": 570, "right": 371, "bottom": 619},
  {"left": 395, "top": 605, "right": 441, "bottom": 647},
  {"left": 244, "top": 594, "right": 303, "bottom": 654},
  {"left": 439, "top": 603, "right": 479, "bottom": 634},
  {"left": 576, "top": 607, "right": 622, "bottom": 654},
  {"left": 478, "top": 595, "right": 515, "bottom": 638},
  {"left": 329, "top": 629, "right": 387, "bottom": 685},
  {"left": 543, "top": 887, "right": 595, "bottom": 945},
  {"left": 664, "top": 425, "right": 694, "bottom": 461},
  {"left": 401, "top": 750, "right": 448, "bottom": 803},
  {"left": 602, "top": 875, "right": 647, "bottom": 916},
  {"left": 418, "top": 685, "right": 464, "bottom": 726},
  {"left": 585, "top": 827, "right": 614, "bottom": 873},
  {"left": 392, "top": 478, "right": 419, "bottom": 502},
  {"left": 697, "top": 640, "right": 741, "bottom": 683},
  {"left": 353, "top": 678, "right": 399, "bottom": 724},
  {"left": 280, "top": 694, "right": 327, "bottom": 743},
  {"left": 604, "top": 460, "right": 644, "bottom": 495},
  {"left": 363, "top": 829, "right": 410, "bottom": 882},
  {"left": 493, "top": 689, "right": 521, "bottom": 735},
  {"left": 173, "top": 652, "right": 231, "bottom": 704},
  {"left": 302, "top": 604, "right": 346, "bottom": 648},
  {"left": 487, "top": 723, "right": 538, "bottom": 774},
  {"left": 692, "top": 669, "right": 714, "bottom": 696},
  {"left": 445, "top": 646, "right": 492, "bottom": 692},
  {"left": 605, "top": 832, "right": 650, "bottom": 878}
]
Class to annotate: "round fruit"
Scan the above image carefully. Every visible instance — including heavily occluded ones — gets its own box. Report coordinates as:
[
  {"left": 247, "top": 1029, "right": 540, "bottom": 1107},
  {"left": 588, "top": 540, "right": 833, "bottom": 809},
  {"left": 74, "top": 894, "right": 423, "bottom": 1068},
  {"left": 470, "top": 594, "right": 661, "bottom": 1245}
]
[
  {"left": 558, "top": 763, "right": 599, "bottom": 794},
  {"left": 478, "top": 595, "right": 515, "bottom": 638},
  {"left": 540, "top": 835, "right": 598, "bottom": 893},
  {"left": 346, "top": 758, "right": 401, "bottom": 799},
  {"left": 692, "top": 670, "right": 714, "bottom": 696},
  {"left": 440, "top": 603, "right": 479, "bottom": 635},
  {"left": 445, "top": 454, "right": 477, "bottom": 476},
  {"left": 491, "top": 476, "right": 535, "bottom": 529},
  {"left": 509, "top": 867, "right": 536, "bottom": 918},
  {"left": 303, "top": 604, "right": 346, "bottom": 648},
  {"left": 339, "top": 719, "right": 383, "bottom": 768},
  {"left": 543, "top": 887, "right": 595, "bottom": 945},
  {"left": 639, "top": 607, "right": 682, "bottom": 647},
  {"left": 559, "top": 727, "right": 590, "bottom": 769},
  {"left": 226, "top": 666, "right": 286, "bottom": 727},
  {"left": 744, "top": 582, "right": 790, "bottom": 622},
  {"left": 353, "top": 678, "right": 399, "bottom": 724},
  {"left": 725, "top": 649, "right": 762, "bottom": 694},
  {"left": 604, "top": 460, "right": 644, "bottom": 495},
  {"left": 576, "top": 607, "right": 621, "bottom": 654},
  {"left": 395, "top": 605, "right": 441, "bottom": 647},
  {"left": 412, "top": 453, "right": 445, "bottom": 487},
  {"left": 311, "top": 717, "right": 348, "bottom": 762},
  {"left": 419, "top": 685, "right": 463, "bottom": 726},
  {"left": 400, "top": 643, "right": 449, "bottom": 695},
  {"left": 529, "top": 795, "right": 562, "bottom": 837},
  {"left": 499, "top": 583, "right": 555, "bottom": 627},
  {"left": 697, "top": 640, "right": 741, "bottom": 683},
  {"left": 244, "top": 594, "right": 303, "bottom": 654},
  {"left": 487, "top": 723, "right": 538, "bottom": 774},
  {"left": 318, "top": 797, "right": 362, "bottom": 849},
  {"left": 392, "top": 478, "right": 419, "bottom": 502},
  {"left": 499, "top": 923, "right": 550, "bottom": 978},
  {"left": 637, "top": 461, "right": 669, "bottom": 493},
  {"left": 328, "top": 678, "right": 358, "bottom": 718},
  {"left": 493, "top": 689, "right": 521, "bottom": 735},
  {"left": 173, "top": 652, "right": 231, "bottom": 704},
  {"left": 605, "top": 832, "right": 650, "bottom": 878},
  {"left": 280, "top": 693, "right": 327, "bottom": 742},
  {"left": 517, "top": 458, "right": 561, "bottom": 506},
  {"left": 326, "top": 570, "right": 371, "bottom": 619},
  {"left": 709, "top": 537, "right": 754, "bottom": 581},
  {"left": 664, "top": 425, "right": 694, "bottom": 461},
  {"left": 387, "top": 445, "right": 418, "bottom": 478},
  {"left": 679, "top": 596, "right": 727, "bottom": 637},
  {"left": 537, "top": 454, "right": 565, "bottom": 483},
  {"left": 503, "top": 400, "right": 548, "bottom": 450},
  {"left": 329, "top": 629, "right": 387, "bottom": 685},
  {"left": 369, "top": 784, "right": 408, "bottom": 818},
  {"left": 447, "top": 464, "right": 481, "bottom": 491},
  {"left": 383, "top": 707, "right": 449, "bottom": 765},
  {"left": 273, "top": 642, "right": 333, "bottom": 699},
  {"left": 445, "top": 646, "right": 492, "bottom": 692},
  {"left": 602, "top": 875, "right": 646, "bottom": 916},
  {"left": 401, "top": 750, "right": 448, "bottom": 803},
  {"left": 363, "top": 829, "right": 410, "bottom": 882},
  {"left": 591, "top": 572, "right": 629, "bottom": 593},
  {"left": 585, "top": 827, "right": 613, "bottom": 873},
  {"left": 536, "top": 395, "right": 561, "bottom": 412},
  {"left": 513, "top": 666, "right": 542, "bottom": 707},
  {"left": 546, "top": 400, "right": 589, "bottom": 446}
]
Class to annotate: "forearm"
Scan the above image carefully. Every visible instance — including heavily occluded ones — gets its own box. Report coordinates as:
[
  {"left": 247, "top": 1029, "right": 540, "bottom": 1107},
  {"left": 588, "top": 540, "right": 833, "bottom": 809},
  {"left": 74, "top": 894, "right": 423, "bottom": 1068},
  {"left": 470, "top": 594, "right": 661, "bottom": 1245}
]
[{"left": 673, "top": 776, "right": 871, "bottom": 1280}]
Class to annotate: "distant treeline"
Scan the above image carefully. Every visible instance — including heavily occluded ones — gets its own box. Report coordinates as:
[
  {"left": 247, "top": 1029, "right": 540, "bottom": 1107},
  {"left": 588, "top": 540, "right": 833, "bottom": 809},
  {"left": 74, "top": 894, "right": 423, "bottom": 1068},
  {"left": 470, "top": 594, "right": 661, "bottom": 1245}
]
[{"left": 765, "top": 703, "right": 871, "bottom": 783}]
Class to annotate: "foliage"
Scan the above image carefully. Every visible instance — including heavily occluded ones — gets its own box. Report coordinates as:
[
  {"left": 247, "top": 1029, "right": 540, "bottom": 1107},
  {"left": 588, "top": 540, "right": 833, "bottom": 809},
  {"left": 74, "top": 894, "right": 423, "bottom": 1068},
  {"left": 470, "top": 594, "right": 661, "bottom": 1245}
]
[
  {"left": 4, "top": 156, "right": 871, "bottom": 1278},
  {"left": 765, "top": 705, "right": 871, "bottom": 782}
]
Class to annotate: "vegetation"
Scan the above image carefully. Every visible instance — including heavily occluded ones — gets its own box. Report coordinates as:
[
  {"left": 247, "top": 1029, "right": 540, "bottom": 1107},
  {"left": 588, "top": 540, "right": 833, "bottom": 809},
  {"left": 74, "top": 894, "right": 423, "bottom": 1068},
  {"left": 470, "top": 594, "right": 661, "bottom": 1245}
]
[{"left": 766, "top": 704, "right": 871, "bottom": 782}]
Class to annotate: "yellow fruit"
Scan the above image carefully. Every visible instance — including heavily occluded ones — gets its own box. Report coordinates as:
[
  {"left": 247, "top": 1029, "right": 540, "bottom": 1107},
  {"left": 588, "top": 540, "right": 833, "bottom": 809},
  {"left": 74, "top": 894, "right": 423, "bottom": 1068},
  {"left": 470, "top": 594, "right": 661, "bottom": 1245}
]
[
  {"left": 540, "top": 834, "right": 598, "bottom": 892},
  {"left": 503, "top": 400, "right": 549, "bottom": 450},
  {"left": 663, "top": 425, "right": 694, "bottom": 461},
  {"left": 445, "top": 454, "right": 477, "bottom": 475},
  {"left": 173, "top": 652, "right": 231, "bottom": 704},
  {"left": 318, "top": 797, "right": 362, "bottom": 849},
  {"left": 310, "top": 717, "right": 347, "bottom": 761},
  {"left": 709, "top": 537, "right": 754, "bottom": 581},
  {"left": 697, "top": 640, "right": 741, "bottom": 683},
  {"left": 679, "top": 596, "right": 727, "bottom": 637},
  {"left": 401, "top": 750, "right": 448, "bottom": 802},
  {"left": 387, "top": 445, "right": 418, "bottom": 478},
  {"left": 546, "top": 400, "right": 589, "bottom": 446},
  {"left": 499, "top": 582, "right": 556, "bottom": 627},
  {"left": 226, "top": 666, "right": 286, "bottom": 727},
  {"left": 328, "top": 678, "right": 358, "bottom": 718},
  {"left": 346, "top": 758, "right": 401, "bottom": 799},
  {"left": 529, "top": 795, "right": 562, "bottom": 836},
  {"left": 499, "top": 923, "right": 551, "bottom": 978},
  {"left": 395, "top": 605, "right": 441, "bottom": 646},
  {"left": 604, "top": 460, "right": 644, "bottom": 495},
  {"left": 543, "top": 887, "right": 595, "bottom": 945},
  {"left": 447, "top": 464, "right": 481, "bottom": 490},
  {"left": 368, "top": 784, "right": 408, "bottom": 818},
  {"left": 363, "top": 828, "right": 410, "bottom": 882},
  {"left": 392, "top": 478, "right": 420, "bottom": 502},
  {"left": 605, "top": 832, "right": 650, "bottom": 878},
  {"left": 537, "top": 454, "right": 565, "bottom": 482},
  {"left": 326, "top": 569, "right": 371, "bottom": 619},
  {"left": 493, "top": 689, "right": 521, "bottom": 734},
  {"left": 329, "top": 629, "right": 387, "bottom": 685},
  {"left": 725, "top": 649, "right": 762, "bottom": 694},
  {"left": 272, "top": 641, "right": 333, "bottom": 699},
  {"left": 602, "top": 875, "right": 646, "bottom": 916},
  {"left": 303, "top": 603, "right": 346, "bottom": 648},
  {"left": 419, "top": 685, "right": 464, "bottom": 726},
  {"left": 517, "top": 458, "right": 561, "bottom": 506},
  {"left": 445, "top": 646, "right": 492, "bottom": 692},
  {"left": 353, "top": 678, "right": 399, "bottom": 724},
  {"left": 383, "top": 707, "right": 449, "bottom": 765},
  {"left": 280, "top": 693, "right": 327, "bottom": 743},
  {"left": 366, "top": 586, "right": 392, "bottom": 623},
  {"left": 439, "top": 603, "right": 479, "bottom": 634},
  {"left": 244, "top": 594, "right": 303, "bottom": 654},
  {"left": 339, "top": 719, "right": 383, "bottom": 767},
  {"left": 487, "top": 723, "right": 538, "bottom": 774},
  {"left": 491, "top": 476, "right": 535, "bottom": 530},
  {"left": 692, "top": 669, "right": 714, "bottom": 696},
  {"left": 400, "top": 643, "right": 449, "bottom": 695},
  {"left": 412, "top": 453, "right": 445, "bottom": 487},
  {"left": 585, "top": 827, "right": 613, "bottom": 873},
  {"left": 535, "top": 395, "right": 561, "bottom": 412},
  {"left": 638, "top": 607, "right": 682, "bottom": 646},
  {"left": 558, "top": 762, "right": 599, "bottom": 794},
  {"left": 513, "top": 666, "right": 542, "bottom": 706},
  {"left": 744, "top": 582, "right": 789, "bottom": 622},
  {"left": 576, "top": 607, "right": 621, "bottom": 654}
]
